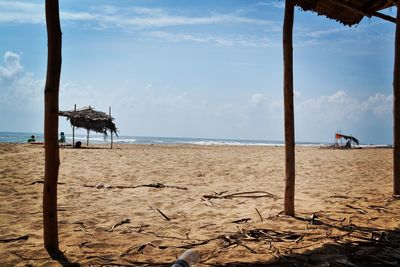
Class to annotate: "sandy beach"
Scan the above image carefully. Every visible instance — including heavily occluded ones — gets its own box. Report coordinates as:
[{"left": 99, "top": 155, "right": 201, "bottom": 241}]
[{"left": 0, "top": 143, "right": 399, "bottom": 266}]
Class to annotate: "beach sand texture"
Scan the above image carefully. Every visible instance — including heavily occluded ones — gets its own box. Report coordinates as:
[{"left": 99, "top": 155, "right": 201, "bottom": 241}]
[{"left": 0, "top": 143, "right": 399, "bottom": 266}]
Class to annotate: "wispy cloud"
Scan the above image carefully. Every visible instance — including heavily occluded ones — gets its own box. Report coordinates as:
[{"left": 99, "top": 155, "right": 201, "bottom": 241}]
[
  {"left": 253, "top": 1, "right": 285, "bottom": 9},
  {"left": 0, "top": 1, "right": 273, "bottom": 28},
  {"left": 145, "top": 31, "right": 277, "bottom": 47},
  {"left": 0, "top": 1, "right": 43, "bottom": 24}
]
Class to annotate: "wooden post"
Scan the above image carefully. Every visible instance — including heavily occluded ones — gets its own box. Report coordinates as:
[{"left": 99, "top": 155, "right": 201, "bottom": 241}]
[
  {"left": 283, "top": 0, "right": 295, "bottom": 216},
  {"left": 72, "top": 104, "right": 76, "bottom": 147},
  {"left": 394, "top": 4, "right": 400, "bottom": 195},
  {"left": 43, "top": 0, "right": 62, "bottom": 252},
  {"left": 87, "top": 129, "right": 89, "bottom": 147},
  {"left": 109, "top": 106, "right": 113, "bottom": 149}
]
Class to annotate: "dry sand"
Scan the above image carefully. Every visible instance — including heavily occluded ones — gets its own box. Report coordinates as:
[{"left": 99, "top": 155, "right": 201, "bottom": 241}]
[{"left": 0, "top": 143, "right": 399, "bottom": 266}]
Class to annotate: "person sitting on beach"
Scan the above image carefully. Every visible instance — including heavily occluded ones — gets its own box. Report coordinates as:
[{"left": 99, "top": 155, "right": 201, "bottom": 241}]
[
  {"left": 344, "top": 140, "right": 351, "bottom": 149},
  {"left": 27, "top": 135, "right": 35, "bottom": 143},
  {"left": 59, "top": 132, "right": 66, "bottom": 143}
]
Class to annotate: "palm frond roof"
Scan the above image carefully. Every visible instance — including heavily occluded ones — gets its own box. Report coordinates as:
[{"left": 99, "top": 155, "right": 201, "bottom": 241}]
[{"left": 59, "top": 106, "right": 118, "bottom": 136}]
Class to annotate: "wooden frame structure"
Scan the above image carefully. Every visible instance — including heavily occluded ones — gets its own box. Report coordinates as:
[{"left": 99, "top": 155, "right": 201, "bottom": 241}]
[
  {"left": 43, "top": 0, "right": 399, "bottom": 252},
  {"left": 283, "top": 0, "right": 399, "bottom": 216}
]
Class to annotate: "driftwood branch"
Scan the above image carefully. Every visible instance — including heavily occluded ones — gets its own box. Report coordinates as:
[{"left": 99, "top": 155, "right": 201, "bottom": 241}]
[
  {"left": 0, "top": 235, "right": 29, "bottom": 243},
  {"left": 29, "top": 180, "right": 65, "bottom": 185},
  {"left": 202, "top": 191, "right": 279, "bottom": 200},
  {"left": 84, "top": 182, "right": 187, "bottom": 190}
]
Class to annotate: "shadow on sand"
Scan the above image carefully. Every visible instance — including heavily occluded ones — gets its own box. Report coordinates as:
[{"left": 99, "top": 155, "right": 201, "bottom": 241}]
[
  {"left": 48, "top": 249, "right": 80, "bottom": 267},
  {"left": 213, "top": 218, "right": 400, "bottom": 267}
]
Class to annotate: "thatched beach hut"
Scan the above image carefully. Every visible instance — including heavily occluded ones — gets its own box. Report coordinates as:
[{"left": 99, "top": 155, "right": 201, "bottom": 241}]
[
  {"left": 59, "top": 106, "right": 118, "bottom": 147},
  {"left": 282, "top": 0, "right": 398, "bottom": 216}
]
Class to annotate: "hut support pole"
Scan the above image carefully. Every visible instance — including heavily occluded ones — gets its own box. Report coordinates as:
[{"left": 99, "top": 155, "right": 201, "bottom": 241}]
[
  {"left": 109, "top": 106, "right": 113, "bottom": 149},
  {"left": 394, "top": 4, "right": 400, "bottom": 195},
  {"left": 73, "top": 104, "right": 76, "bottom": 147},
  {"left": 87, "top": 129, "right": 89, "bottom": 146},
  {"left": 43, "top": 0, "right": 62, "bottom": 252},
  {"left": 283, "top": 0, "right": 295, "bottom": 216}
]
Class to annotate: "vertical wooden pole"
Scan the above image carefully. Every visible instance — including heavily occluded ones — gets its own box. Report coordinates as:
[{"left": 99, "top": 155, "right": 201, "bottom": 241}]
[
  {"left": 43, "top": 0, "right": 62, "bottom": 252},
  {"left": 87, "top": 129, "right": 89, "bottom": 147},
  {"left": 73, "top": 104, "right": 76, "bottom": 147},
  {"left": 109, "top": 106, "right": 113, "bottom": 149},
  {"left": 394, "top": 5, "right": 400, "bottom": 195},
  {"left": 283, "top": 0, "right": 295, "bottom": 216}
]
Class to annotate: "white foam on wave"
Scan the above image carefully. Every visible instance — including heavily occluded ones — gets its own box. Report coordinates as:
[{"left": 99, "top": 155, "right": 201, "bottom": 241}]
[{"left": 182, "top": 140, "right": 284, "bottom": 146}]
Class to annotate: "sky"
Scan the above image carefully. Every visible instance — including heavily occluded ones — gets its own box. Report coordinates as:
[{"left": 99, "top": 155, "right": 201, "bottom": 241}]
[{"left": 0, "top": 0, "right": 396, "bottom": 144}]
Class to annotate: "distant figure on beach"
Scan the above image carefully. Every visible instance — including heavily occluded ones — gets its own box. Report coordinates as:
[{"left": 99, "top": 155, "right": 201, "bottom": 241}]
[
  {"left": 27, "top": 135, "right": 35, "bottom": 143},
  {"left": 59, "top": 132, "right": 66, "bottom": 143},
  {"left": 345, "top": 140, "right": 351, "bottom": 149}
]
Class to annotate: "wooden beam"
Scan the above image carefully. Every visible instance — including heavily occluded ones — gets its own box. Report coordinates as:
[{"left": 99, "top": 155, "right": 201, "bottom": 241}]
[
  {"left": 109, "top": 106, "right": 113, "bottom": 149},
  {"left": 394, "top": 5, "right": 400, "bottom": 195},
  {"left": 43, "top": 0, "right": 62, "bottom": 252},
  {"left": 72, "top": 104, "right": 76, "bottom": 147},
  {"left": 326, "top": 0, "right": 396, "bottom": 24},
  {"left": 87, "top": 129, "right": 89, "bottom": 146},
  {"left": 372, "top": 10, "right": 396, "bottom": 24},
  {"left": 283, "top": 0, "right": 295, "bottom": 216}
]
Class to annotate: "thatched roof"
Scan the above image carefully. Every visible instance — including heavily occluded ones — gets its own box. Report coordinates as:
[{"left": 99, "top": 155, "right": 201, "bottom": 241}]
[
  {"left": 295, "top": 0, "right": 394, "bottom": 26},
  {"left": 59, "top": 106, "right": 118, "bottom": 136}
]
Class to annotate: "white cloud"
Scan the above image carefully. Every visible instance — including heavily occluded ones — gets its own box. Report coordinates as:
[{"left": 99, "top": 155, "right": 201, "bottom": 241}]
[
  {"left": 253, "top": 2, "right": 285, "bottom": 9},
  {"left": 0, "top": 1, "right": 43, "bottom": 24},
  {"left": 250, "top": 93, "right": 267, "bottom": 106},
  {"left": 297, "top": 90, "right": 392, "bottom": 120},
  {"left": 0, "top": 51, "right": 44, "bottom": 110},
  {"left": 0, "top": 1, "right": 272, "bottom": 29},
  {"left": 365, "top": 93, "right": 393, "bottom": 116},
  {"left": 0, "top": 51, "right": 23, "bottom": 79},
  {"left": 295, "top": 90, "right": 393, "bottom": 143},
  {"left": 146, "top": 31, "right": 276, "bottom": 47}
]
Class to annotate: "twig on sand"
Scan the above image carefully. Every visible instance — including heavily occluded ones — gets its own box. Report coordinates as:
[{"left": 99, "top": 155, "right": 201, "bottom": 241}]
[
  {"left": 345, "top": 204, "right": 368, "bottom": 214},
  {"left": 108, "top": 219, "right": 131, "bottom": 232},
  {"left": 231, "top": 218, "right": 252, "bottom": 224},
  {"left": 28, "top": 180, "right": 65, "bottom": 185},
  {"left": 0, "top": 235, "right": 29, "bottom": 243},
  {"left": 255, "top": 208, "right": 263, "bottom": 222},
  {"left": 203, "top": 190, "right": 280, "bottom": 200},
  {"left": 156, "top": 208, "right": 170, "bottom": 221},
  {"left": 137, "top": 222, "right": 150, "bottom": 233},
  {"left": 201, "top": 197, "right": 213, "bottom": 206}
]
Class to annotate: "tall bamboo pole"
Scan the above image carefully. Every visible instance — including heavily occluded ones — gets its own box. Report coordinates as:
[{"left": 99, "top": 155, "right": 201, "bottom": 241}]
[
  {"left": 72, "top": 104, "right": 76, "bottom": 147},
  {"left": 283, "top": 0, "right": 295, "bottom": 216},
  {"left": 43, "top": 0, "right": 62, "bottom": 252},
  {"left": 109, "top": 106, "right": 113, "bottom": 149},
  {"left": 394, "top": 4, "right": 400, "bottom": 195}
]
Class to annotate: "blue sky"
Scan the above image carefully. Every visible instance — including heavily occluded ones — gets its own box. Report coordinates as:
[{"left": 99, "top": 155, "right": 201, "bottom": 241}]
[{"left": 0, "top": 0, "right": 396, "bottom": 144}]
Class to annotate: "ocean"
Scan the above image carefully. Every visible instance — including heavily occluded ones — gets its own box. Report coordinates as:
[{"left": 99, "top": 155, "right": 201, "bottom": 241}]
[
  {"left": 0, "top": 131, "right": 319, "bottom": 146},
  {"left": 0, "top": 132, "right": 389, "bottom": 147}
]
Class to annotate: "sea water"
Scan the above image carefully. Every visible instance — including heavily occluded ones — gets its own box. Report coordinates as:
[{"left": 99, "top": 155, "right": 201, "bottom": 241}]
[{"left": 0, "top": 131, "right": 389, "bottom": 147}]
